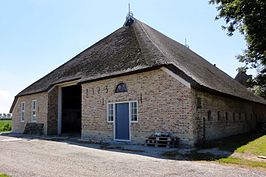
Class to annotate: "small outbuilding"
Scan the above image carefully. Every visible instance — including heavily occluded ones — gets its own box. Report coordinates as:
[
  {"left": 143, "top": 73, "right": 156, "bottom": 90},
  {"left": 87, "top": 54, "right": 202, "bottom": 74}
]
[{"left": 10, "top": 16, "right": 266, "bottom": 146}]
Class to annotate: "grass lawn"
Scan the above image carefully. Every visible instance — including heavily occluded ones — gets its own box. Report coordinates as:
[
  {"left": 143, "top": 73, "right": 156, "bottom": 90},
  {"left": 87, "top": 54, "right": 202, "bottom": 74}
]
[
  {"left": 218, "top": 157, "right": 266, "bottom": 168},
  {"left": 0, "top": 120, "right": 12, "bottom": 132},
  {"left": 235, "top": 135, "right": 266, "bottom": 156},
  {"left": 215, "top": 133, "right": 266, "bottom": 169},
  {"left": 162, "top": 132, "right": 266, "bottom": 169},
  {"left": 212, "top": 132, "right": 266, "bottom": 156},
  {"left": 0, "top": 174, "right": 10, "bottom": 177}
]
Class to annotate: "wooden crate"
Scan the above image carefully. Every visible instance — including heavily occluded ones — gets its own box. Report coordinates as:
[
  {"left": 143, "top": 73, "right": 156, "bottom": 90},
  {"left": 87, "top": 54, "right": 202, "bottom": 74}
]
[{"left": 145, "top": 136, "right": 179, "bottom": 148}]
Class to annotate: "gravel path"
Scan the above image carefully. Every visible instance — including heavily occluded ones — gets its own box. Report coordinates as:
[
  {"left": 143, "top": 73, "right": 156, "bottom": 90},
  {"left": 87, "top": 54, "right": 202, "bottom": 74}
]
[{"left": 0, "top": 135, "right": 265, "bottom": 177}]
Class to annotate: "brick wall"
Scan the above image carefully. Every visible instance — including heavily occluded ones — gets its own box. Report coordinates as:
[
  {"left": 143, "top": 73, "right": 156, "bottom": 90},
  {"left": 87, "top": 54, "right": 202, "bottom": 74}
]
[
  {"left": 12, "top": 93, "right": 48, "bottom": 134},
  {"left": 47, "top": 87, "right": 58, "bottom": 135},
  {"left": 11, "top": 69, "right": 266, "bottom": 146},
  {"left": 254, "top": 103, "right": 266, "bottom": 123},
  {"left": 81, "top": 68, "right": 196, "bottom": 145},
  {"left": 193, "top": 90, "right": 266, "bottom": 142}
]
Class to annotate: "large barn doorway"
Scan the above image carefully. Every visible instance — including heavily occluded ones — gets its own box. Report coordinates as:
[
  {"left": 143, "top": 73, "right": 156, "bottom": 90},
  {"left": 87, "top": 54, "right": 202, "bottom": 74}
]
[{"left": 61, "top": 85, "right": 81, "bottom": 136}]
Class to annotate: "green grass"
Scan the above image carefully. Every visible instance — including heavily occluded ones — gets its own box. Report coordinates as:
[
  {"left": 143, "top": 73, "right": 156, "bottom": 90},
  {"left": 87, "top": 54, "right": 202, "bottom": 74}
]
[
  {"left": 218, "top": 157, "right": 266, "bottom": 168},
  {"left": 0, "top": 173, "right": 10, "bottom": 177},
  {"left": 0, "top": 120, "right": 12, "bottom": 132},
  {"left": 162, "top": 132, "right": 266, "bottom": 169},
  {"left": 235, "top": 135, "right": 266, "bottom": 156},
  {"left": 201, "top": 132, "right": 266, "bottom": 156}
]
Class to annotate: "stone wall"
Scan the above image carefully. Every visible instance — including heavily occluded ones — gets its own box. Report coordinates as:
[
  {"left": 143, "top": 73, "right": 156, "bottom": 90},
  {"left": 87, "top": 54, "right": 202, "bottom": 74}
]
[
  {"left": 81, "top": 68, "right": 196, "bottom": 145},
  {"left": 12, "top": 93, "right": 48, "bottom": 134},
  {"left": 253, "top": 103, "right": 266, "bottom": 123},
  {"left": 11, "top": 69, "right": 266, "bottom": 146},
  {"left": 193, "top": 90, "right": 266, "bottom": 142},
  {"left": 47, "top": 87, "right": 58, "bottom": 135}
]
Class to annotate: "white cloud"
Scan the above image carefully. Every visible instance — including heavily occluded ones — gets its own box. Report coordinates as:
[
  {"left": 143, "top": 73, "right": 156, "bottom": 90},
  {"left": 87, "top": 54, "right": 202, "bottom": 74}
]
[{"left": 0, "top": 90, "right": 13, "bottom": 113}]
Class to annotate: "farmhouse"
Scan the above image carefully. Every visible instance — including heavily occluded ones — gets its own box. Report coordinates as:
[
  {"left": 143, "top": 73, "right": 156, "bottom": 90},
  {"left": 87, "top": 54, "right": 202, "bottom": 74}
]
[{"left": 10, "top": 15, "right": 266, "bottom": 146}]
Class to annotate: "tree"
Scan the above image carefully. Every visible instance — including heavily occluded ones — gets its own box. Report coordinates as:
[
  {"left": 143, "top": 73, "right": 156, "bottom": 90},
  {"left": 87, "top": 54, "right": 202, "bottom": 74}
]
[{"left": 209, "top": 0, "right": 266, "bottom": 98}]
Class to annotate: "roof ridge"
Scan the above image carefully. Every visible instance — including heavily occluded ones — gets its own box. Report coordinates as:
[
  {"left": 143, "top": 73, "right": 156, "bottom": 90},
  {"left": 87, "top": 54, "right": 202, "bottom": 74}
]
[
  {"left": 130, "top": 21, "right": 150, "bottom": 66},
  {"left": 136, "top": 21, "right": 169, "bottom": 64}
]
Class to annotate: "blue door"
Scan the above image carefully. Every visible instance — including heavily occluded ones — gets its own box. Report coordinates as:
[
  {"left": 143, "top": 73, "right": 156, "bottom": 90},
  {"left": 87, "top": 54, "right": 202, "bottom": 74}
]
[{"left": 115, "top": 103, "right": 130, "bottom": 141}]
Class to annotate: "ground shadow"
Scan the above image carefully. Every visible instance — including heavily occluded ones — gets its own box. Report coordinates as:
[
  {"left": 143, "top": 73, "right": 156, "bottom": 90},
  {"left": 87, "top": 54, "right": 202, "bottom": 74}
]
[
  {"left": 0, "top": 132, "right": 173, "bottom": 159},
  {"left": 162, "top": 131, "right": 265, "bottom": 162},
  {"left": 0, "top": 131, "right": 265, "bottom": 162}
]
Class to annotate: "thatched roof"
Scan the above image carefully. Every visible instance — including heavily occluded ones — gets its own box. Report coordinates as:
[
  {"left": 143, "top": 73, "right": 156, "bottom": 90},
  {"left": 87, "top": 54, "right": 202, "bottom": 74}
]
[
  {"left": 10, "top": 18, "right": 266, "bottom": 112},
  {"left": 235, "top": 71, "right": 252, "bottom": 87}
]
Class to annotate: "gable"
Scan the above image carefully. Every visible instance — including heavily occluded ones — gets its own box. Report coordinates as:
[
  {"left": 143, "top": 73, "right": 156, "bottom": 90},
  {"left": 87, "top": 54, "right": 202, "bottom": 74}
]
[{"left": 13, "top": 18, "right": 266, "bottom": 107}]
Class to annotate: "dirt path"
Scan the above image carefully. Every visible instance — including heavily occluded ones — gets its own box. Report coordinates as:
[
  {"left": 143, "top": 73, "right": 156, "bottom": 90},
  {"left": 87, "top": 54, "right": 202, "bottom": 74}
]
[{"left": 0, "top": 135, "right": 265, "bottom": 177}]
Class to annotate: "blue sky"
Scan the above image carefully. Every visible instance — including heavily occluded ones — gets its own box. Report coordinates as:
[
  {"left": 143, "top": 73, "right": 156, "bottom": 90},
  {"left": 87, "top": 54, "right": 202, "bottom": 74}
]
[{"left": 0, "top": 0, "right": 247, "bottom": 113}]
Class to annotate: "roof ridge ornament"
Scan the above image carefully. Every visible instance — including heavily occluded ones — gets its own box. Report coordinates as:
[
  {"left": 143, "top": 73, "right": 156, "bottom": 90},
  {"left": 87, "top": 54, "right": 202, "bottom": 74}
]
[{"left": 124, "top": 2, "right": 135, "bottom": 26}]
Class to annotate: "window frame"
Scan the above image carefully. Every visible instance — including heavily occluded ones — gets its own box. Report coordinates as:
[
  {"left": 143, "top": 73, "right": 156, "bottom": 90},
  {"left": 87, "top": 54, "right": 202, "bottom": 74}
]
[
  {"left": 106, "top": 101, "right": 138, "bottom": 123},
  {"left": 31, "top": 100, "right": 37, "bottom": 122},
  {"left": 130, "top": 101, "right": 138, "bottom": 123},
  {"left": 20, "top": 102, "right": 25, "bottom": 122},
  {"left": 107, "top": 103, "right": 114, "bottom": 123},
  {"left": 115, "top": 83, "right": 128, "bottom": 93}
]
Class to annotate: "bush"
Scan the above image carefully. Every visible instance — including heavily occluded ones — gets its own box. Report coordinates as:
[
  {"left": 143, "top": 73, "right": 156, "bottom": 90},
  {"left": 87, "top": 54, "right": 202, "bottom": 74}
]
[
  {"left": 0, "top": 121, "right": 12, "bottom": 132},
  {"left": 2, "top": 123, "right": 11, "bottom": 131}
]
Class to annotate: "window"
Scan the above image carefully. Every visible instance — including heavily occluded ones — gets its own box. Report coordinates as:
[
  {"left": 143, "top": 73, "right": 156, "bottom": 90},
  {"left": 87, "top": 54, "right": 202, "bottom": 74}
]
[
  {"left": 225, "top": 112, "right": 228, "bottom": 121},
  {"left": 31, "top": 100, "right": 37, "bottom": 122},
  {"left": 107, "top": 101, "right": 138, "bottom": 123},
  {"left": 239, "top": 113, "right": 242, "bottom": 120},
  {"left": 130, "top": 101, "right": 138, "bottom": 122},
  {"left": 115, "top": 83, "right": 127, "bottom": 93},
  {"left": 207, "top": 111, "right": 212, "bottom": 121},
  {"left": 233, "top": 112, "right": 235, "bottom": 121},
  {"left": 20, "top": 102, "right": 25, "bottom": 122},
  {"left": 196, "top": 97, "right": 202, "bottom": 109},
  {"left": 107, "top": 103, "right": 114, "bottom": 122},
  {"left": 217, "top": 111, "right": 220, "bottom": 121}
]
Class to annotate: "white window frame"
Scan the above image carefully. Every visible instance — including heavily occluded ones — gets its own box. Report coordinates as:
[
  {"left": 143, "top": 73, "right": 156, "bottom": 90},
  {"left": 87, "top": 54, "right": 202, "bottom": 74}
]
[
  {"left": 106, "top": 101, "right": 138, "bottom": 123},
  {"left": 130, "top": 101, "right": 138, "bottom": 123},
  {"left": 107, "top": 103, "right": 114, "bottom": 123},
  {"left": 31, "top": 100, "right": 37, "bottom": 122},
  {"left": 20, "top": 102, "right": 25, "bottom": 122}
]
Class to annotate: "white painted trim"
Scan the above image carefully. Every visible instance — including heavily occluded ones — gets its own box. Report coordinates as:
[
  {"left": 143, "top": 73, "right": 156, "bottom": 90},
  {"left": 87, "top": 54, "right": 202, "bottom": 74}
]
[
  {"left": 113, "top": 103, "right": 116, "bottom": 140},
  {"left": 161, "top": 67, "right": 191, "bottom": 88},
  {"left": 31, "top": 100, "right": 37, "bottom": 123},
  {"left": 20, "top": 102, "right": 25, "bottom": 122},
  {"left": 106, "top": 103, "right": 114, "bottom": 123},
  {"left": 108, "top": 100, "right": 138, "bottom": 104},
  {"left": 48, "top": 85, "right": 56, "bottom": 93},
  {"left": 114, "top": 102, "right": 131, "bottom": 142},
  {"left": 109, "top": 100, "right": 139, "bottom": 142},
  {"left": 56, "top": 81, "right": 78, "bottom": 135},
  {"left": 130, "top": 101, "right": 138, "bottom": 123},
  {"left": 48, "top": 80, "right": 78, "bottom": 93},
  {"left": 57, "top": 87, "right": 62, "bottom": 135}
]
